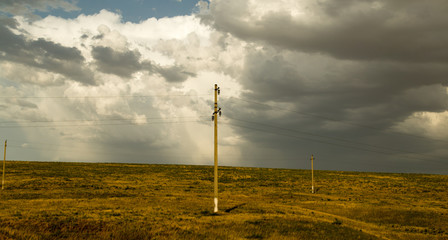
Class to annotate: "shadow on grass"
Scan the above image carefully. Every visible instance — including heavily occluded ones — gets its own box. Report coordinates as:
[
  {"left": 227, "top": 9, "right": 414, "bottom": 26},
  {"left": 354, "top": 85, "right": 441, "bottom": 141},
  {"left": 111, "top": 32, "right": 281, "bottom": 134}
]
[{"left": 200, "top": 210, "right": 221, "bottom": 216}]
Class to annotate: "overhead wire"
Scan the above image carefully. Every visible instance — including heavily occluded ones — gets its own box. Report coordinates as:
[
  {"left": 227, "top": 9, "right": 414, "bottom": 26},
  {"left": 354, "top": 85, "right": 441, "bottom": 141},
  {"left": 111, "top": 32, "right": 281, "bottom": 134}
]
[
  {"left": 1, "top": 92, "right": 446, "bottom": 167},
  {"left": 0, "top": 120, "right": 208, "bottom": 128},
  {"left": 0, "top": 93, "right": 212, "bottom": 100},
  {"left": 226, "top": 97, "right": 448, "bottom": 144},
  {"left": 226, "top": 116, "right": 444, "bottom": 161},
  {"left": 223, "top": 117, "right": 445, "bottom": 164},
  {"left": 0, "top": 116, "right": 210, "bottom": 128}
]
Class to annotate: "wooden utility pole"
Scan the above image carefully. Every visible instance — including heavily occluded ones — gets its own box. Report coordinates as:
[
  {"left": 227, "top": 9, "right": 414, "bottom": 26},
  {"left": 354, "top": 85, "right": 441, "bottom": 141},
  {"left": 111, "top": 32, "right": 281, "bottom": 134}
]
[
  {"left": 212, "top": 84, "right": 221, "bottom": 213},
  {"left": 311, "top": 154, "right": 314, "bottom": 194},
  {"left": 2, "top": 140, "right": 6, "bottom": 190}
]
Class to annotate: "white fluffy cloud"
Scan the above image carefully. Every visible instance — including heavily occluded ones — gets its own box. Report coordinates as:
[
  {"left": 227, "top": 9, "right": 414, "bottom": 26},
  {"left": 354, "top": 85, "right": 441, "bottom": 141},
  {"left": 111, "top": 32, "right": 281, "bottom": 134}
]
[{"left": 0, "top": 9, "right": 245, "bottom": 166}]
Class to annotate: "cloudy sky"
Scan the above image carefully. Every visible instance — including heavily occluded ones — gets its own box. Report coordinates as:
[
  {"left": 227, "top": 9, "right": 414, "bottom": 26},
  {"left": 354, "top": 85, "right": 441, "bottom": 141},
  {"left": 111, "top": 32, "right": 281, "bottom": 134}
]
[{"left": 1, "top": 0, "right": 447, "bottom": 174}]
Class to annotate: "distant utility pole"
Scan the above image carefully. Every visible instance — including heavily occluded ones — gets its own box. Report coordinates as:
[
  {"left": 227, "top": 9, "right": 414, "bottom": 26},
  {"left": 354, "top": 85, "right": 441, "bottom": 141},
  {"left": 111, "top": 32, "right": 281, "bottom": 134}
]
[
  {"left": 311, "top": 154, "right": 314, "bottom": 194},
  {"left": 2, "top": 140, "right": 6, "bottom": 190},
  {"left": 212, "top": 84, "right": 222, "bottom": 213}
]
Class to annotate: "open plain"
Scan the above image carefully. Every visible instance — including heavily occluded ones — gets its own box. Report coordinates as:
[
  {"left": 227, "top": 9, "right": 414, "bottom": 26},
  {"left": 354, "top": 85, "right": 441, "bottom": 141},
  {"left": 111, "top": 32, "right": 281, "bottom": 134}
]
[{"left": 0, "top": 161, "right": 447, "bottom": 239}]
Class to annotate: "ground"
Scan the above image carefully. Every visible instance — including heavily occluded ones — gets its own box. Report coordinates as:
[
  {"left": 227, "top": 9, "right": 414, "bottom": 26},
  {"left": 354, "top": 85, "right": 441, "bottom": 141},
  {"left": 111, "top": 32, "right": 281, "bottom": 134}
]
[{"left": 0, "top": 161, "right": 447, "bottom": 239}]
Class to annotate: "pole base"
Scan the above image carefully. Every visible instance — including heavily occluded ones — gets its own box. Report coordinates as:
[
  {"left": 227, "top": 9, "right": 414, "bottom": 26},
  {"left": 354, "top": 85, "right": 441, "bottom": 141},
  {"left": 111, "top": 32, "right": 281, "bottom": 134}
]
[{"left": 214, "top": 197, "right": 218, "bottom": 213}]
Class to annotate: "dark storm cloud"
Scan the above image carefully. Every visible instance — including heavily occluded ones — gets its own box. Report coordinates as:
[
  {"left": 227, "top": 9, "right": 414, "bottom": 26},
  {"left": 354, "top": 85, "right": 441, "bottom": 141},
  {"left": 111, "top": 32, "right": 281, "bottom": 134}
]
[
  {"left": 225, "top": 91, "right": 448, "bottom": 174},
  {"left": 240, "top": 49, "right": 448, "bottom": 128},
  {"left": 91, "top": 46, "right": 146, "bottom": 78},
  {"left": 198, "top": 0, "right": 448, "bottom": 173},
  {"left": 156, "top": 65, "right": 196, "bottom": 83},
  {"left": 203, "top": 0, "right": 448, "bottom": 63},
  {"left": 91, "top": 45, "right": 195, "bottom": 82},
  {"left": 239, "top": 52, "right": 305, "bottom": 103},
  {"left": 0, "top": 17, "right": 95, "bottom": 85},
  {"left": 16, "top": 99, "right": 38, "bottom": 109},
  {"left": 198, "top": 1, "right": 448, "bottom": 171},
  {"left": 221, "top": 45, "right": 448, "bottom": 173}
]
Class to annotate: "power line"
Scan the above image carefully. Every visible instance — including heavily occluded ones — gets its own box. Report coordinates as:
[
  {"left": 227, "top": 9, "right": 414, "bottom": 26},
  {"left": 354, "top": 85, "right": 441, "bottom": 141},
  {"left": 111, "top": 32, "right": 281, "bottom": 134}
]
[
  {"left": 224, "top": 119, "right": 445, "bottom": 164},
  {"left": 0, "top": 116, "right": 208, "bottom": 125},
  {"left": 226, "top": 116, "right": 443, "bottom": 161},
  {"left": 0, "top": 94, "right": 212, "bottom": 100},
  {"left": 225, "top": 97, "right": 448, "bottom": 144},
  {"left": 226, "top": 121, "right": 393, "bottom": 155},
  {"left": 0, "top": 119, "right": 209, "bottom": 128}
]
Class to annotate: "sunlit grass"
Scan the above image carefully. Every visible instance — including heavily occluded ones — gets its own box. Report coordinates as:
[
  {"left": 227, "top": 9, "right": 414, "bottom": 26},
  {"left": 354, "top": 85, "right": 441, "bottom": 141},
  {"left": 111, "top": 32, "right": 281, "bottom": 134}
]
[{"left": 0, "top": 161, "right": 447, "bottom": 239}]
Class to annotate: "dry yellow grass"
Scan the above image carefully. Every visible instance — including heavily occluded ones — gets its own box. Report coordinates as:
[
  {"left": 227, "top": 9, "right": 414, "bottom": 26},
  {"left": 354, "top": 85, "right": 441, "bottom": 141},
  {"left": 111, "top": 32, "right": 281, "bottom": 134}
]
[{"left": 0, "top": 161, "right": 447, "bottom": 239}]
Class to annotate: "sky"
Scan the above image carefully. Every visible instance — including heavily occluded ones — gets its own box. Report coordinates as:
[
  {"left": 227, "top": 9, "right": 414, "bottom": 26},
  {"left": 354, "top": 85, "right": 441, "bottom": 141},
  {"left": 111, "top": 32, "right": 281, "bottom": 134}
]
[{"left": 0, "top": 0, "right": 447, "bottom": 174}]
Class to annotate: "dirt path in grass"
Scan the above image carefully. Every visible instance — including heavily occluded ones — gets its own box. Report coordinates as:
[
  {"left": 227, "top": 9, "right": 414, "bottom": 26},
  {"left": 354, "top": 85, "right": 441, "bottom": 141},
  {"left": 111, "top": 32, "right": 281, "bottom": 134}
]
[{"left": 294, "top": 206, "right": 392, "bottom": 240}]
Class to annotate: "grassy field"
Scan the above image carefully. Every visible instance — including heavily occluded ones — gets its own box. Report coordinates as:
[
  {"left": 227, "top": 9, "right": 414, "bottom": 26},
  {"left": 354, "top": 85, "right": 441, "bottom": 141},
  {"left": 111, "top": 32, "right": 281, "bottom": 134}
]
[{"left": 0, "top": 161, "right": 447, "bottom": 239}]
